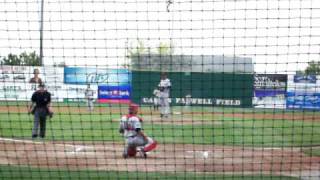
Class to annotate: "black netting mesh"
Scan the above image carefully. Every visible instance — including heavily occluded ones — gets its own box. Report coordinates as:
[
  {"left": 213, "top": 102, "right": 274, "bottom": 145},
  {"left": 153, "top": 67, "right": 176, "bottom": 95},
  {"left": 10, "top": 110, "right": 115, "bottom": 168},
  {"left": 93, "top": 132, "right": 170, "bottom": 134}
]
[{"left": 0, "top": 0, "right": 320, "bottom": 179}]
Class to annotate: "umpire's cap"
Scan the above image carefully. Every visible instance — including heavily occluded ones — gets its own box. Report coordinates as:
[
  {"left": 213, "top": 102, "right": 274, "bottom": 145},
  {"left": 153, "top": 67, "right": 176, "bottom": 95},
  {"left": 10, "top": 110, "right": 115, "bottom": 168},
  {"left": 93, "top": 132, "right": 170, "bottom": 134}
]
[{"left": 129, "top": 103, "right": 139, "bottom": 113}]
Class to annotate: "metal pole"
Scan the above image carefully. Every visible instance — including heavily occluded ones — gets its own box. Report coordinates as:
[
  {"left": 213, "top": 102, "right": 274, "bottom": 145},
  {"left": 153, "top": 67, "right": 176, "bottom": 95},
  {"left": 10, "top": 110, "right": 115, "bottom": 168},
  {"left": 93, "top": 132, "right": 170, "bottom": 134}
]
[{"left": 39, "top": 0, "right": 44, "bottom": 66}]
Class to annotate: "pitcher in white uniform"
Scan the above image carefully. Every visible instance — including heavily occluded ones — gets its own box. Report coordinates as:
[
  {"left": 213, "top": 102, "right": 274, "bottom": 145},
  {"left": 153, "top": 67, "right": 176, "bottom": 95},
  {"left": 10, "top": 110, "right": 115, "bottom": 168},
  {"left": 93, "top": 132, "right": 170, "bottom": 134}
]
[{"left": 158, "top": 73, "right": 171, "bottom": 118}]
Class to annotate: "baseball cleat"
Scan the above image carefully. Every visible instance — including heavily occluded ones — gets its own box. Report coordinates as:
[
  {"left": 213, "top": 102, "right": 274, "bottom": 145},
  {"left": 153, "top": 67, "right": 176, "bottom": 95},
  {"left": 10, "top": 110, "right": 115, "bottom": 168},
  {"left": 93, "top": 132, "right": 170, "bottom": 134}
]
[{"left": 138, "top": 147, "right": 147, "bottom": 158}]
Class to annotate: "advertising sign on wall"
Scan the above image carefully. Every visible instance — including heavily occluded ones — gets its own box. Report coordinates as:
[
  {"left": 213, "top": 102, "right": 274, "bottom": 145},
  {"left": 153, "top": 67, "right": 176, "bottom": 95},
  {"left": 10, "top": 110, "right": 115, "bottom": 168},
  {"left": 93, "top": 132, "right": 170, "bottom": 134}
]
[
  {"left": 0, "top": 66, "right": 60, "bottom": 101},
  {"left": 98, "top": 85, "right": 131, "bottom": 103},
  {"left": 253, "top": 74, "right": 287, "bottom": 108},
  {"left": 64, "top": 67, "right": 132, "bottom": 103},
  {"left": 286, "top": 75, "right": 320, "bottom": 110},
  {"left": 286, "top": 91, "right": 320, "bottom": 110},
  {"left": 0, "top": 66, "right": 132, "bottom": 103},
  {"left": 64, "top": 67, "right": 131, "bottom": 85},
  {"left": 294, "top": 75, "right": 317, "bottom": 84}
]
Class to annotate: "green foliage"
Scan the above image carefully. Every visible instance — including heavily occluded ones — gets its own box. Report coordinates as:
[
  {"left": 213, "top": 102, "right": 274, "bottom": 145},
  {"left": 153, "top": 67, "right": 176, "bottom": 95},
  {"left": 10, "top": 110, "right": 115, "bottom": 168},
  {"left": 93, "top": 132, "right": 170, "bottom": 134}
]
[
  {"left": 127, "top": 41, "right": 148, "bottom": 70},
  {"left": 2, "top": 53, "right": 22, "bottom": 65},
  {"left": 157, "top": 42, "right": 173, "bottom": 55},
  {"left": 305, "top": 60, "right": 320, "bottom": 75},
  {"left": 20, "top": 51, "right": 41, "bottom": 66},
  {"left": 127, "top": 41, "right": 147, "bottom": 58},
  {"left": 127, "top": 41, "right": 174, "bottom": 70},
  {"left": 1, "top": 51, "right": 40, "bottom": 66}
]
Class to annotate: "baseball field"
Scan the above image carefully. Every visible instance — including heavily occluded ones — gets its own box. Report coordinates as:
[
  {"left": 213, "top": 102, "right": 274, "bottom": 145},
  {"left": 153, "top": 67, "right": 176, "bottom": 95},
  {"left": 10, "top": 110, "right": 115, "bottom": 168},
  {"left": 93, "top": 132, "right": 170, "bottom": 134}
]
[{"left": 0, "top": 103, "right": 319, "bottom": 179}]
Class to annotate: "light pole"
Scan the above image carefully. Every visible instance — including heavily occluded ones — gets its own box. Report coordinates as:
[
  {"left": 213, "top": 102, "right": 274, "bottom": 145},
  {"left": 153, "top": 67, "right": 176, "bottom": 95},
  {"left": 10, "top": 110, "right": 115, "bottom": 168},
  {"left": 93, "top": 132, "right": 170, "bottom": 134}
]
[{"left": 39, "top": 0, "right": 44, "bottom": 66}]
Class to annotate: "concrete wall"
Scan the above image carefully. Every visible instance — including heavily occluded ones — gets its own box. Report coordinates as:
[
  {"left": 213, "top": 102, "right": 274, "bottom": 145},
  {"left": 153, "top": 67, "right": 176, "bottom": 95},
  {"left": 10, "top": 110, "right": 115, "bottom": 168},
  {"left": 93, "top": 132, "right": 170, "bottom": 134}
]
[{"left": 131, "top": 55, "right": 253, "bottom": 73}]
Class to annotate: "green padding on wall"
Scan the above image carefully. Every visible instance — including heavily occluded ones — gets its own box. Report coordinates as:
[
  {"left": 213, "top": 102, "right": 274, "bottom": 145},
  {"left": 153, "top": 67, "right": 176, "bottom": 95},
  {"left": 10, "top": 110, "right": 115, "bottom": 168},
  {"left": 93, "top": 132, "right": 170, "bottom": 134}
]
[{"left": 132, "top": 71, "right": 253, "bottom": 107}]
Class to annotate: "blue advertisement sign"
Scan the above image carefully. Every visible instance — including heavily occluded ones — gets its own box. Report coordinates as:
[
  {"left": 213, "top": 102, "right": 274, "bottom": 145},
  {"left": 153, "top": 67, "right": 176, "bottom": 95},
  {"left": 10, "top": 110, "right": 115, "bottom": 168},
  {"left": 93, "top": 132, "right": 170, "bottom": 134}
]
[
  {"left": 64, "top": 67, "right": 131, "bottom": 85},
  {"left": 98, "top": 85, "right": 131, "bottom": 100},
  {"left": 254, "top": 89, "right": 286, "bottom": 97},
  {"left": 294, "top": 75, "right": 317, "bottom": 84},
  {"left": 286, "top": 91, "right": 320, "bottom": 110}
]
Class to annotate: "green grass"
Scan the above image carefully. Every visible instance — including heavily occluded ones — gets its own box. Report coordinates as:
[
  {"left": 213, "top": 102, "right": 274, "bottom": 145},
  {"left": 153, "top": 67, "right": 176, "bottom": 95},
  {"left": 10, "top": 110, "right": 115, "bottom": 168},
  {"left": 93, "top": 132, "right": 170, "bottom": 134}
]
[
  {"left": 0, "top": 165, "right": 298, "bottom": 180},
  {"left": 1, "top": 111, "right": 320, "bottom": 147},
  {"left": 0, "top": 105, "right": 315, "bottom": 179},
  {"left": 2, "top": 101, "right": 320, "bottom": 115},
  {"left": 303, "top": 147, "right": 320, "bottom": 157}
]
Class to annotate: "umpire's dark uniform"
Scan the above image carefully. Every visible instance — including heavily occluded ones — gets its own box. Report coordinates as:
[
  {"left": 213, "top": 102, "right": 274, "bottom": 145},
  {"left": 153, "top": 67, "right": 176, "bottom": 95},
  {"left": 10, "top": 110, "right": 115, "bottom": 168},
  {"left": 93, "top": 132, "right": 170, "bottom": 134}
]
[{"left": 30, "top": 84, "right": 51, "bottom": 139}]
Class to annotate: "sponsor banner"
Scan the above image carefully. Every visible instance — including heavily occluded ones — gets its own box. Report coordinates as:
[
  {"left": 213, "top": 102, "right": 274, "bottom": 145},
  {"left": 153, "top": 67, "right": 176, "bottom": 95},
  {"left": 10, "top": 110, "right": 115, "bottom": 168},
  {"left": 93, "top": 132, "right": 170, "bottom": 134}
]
[
  {"left": 253, "top": 74, "right": 287, "bottom": 109},
  {"left": 0, "top": 83, "right": 32, "bottom": 101},
  {"left": 0, "top": 82, "right": 67, "bottom": 102},
  {"left": 98, "top": 99, "right": 131, "bottom": 104},
  {"left": 254, "top": 89, "right": 286, "bottom": 97},
  {"left": 286, "top": 75, "right": 320, "bottom": 109},
  {"left": 64, "top": 84, "right": 98, "bottom": 99},
  {"left": 0, "top": 66, "right": 107, "bottom": 102},
  {"left": 254, "top": 74, "right": 287, "bottom": 90},
  {"left": 64, "top": 67, "right": 131, "bottom": 85},
  {"left": 141, "top": 97, "right": 242, "bottom": 106},
  {"left": 98, "top": 85, "right": 131, "bottom": 103},
  {"left": 294, "top": 75, "right": 317, "bottom": 84},
  {"left": 287, "top": 75, "right": 320, "bottom": 92},
  {"left": 286, "top": 91, "right": 320, "bottom": 110},
  {"left": 0, "top": 65, "right": 42, "bottom": 83},
  {"left": 42, "top": 67, "right": 64, "bottom": 83},
  {"left": 252, "top": 95, "right": 286, "bottom": 109}
]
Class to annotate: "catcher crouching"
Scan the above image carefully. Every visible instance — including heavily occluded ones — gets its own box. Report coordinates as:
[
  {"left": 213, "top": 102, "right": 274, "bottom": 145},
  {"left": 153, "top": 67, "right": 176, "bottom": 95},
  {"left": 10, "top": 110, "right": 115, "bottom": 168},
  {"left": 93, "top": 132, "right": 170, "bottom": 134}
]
[{"left": 119, "top": 103, "right": 157, "bottom": 158}]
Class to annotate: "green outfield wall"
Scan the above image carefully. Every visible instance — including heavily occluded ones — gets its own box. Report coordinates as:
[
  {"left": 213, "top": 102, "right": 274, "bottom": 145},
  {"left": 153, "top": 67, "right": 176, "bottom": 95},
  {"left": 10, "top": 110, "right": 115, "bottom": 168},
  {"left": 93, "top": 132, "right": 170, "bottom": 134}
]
[{"left": 132, "top": 71, "right": 254, "bottom": 107}]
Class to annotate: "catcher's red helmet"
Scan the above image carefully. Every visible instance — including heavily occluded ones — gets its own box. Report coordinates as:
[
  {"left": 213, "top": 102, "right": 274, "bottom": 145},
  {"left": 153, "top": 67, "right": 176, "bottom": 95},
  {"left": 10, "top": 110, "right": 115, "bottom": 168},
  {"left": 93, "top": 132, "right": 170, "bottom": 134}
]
[{"left": 129, "top": 103, "right": 139, "bottom": 113}]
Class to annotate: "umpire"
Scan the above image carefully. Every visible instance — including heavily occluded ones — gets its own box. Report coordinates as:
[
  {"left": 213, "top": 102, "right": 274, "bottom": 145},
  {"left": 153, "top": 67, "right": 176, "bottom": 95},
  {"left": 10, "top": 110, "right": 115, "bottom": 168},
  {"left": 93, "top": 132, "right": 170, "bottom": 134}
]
[{"left": 28, "top": 83, "right": 52, "bottom": 139}]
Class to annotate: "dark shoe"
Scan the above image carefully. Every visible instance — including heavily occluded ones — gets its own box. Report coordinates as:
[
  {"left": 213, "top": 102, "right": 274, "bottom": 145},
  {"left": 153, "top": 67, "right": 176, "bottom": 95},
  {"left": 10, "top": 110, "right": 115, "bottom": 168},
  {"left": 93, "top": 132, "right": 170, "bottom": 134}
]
[
  {"left": 138, "top": 148, "right": 147, "bottom": 159},
  {"left": 122, "top": 149, "right": 128, "bottom": 158},
  {"left": 32, "top": 134, "right": 38, "bottom": 139}
]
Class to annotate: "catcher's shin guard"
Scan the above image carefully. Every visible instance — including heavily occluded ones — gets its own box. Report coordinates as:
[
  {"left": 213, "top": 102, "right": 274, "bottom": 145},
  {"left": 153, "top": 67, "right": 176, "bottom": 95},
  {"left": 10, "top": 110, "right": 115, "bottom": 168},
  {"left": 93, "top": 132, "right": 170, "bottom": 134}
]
[
  {"left": 143, "top": 140, "right": 157, "bottom": 152},
  {"left": 123, "top": 146, "right": 137, "bottom": 158}
]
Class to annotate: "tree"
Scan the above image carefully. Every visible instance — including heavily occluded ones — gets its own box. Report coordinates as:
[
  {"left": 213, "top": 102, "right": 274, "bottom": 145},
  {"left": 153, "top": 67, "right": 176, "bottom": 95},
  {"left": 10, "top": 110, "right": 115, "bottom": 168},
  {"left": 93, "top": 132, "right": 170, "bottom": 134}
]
[
  {"left": 127, "top": 41, "right": 147, "bottom": 58},
  {"left": 157, "top": 42, "right": 173, "bottom": 55},
  {"left": 2, "top": 53, "right": 22, "bottom": 65},
  {"left": 127, "top": 41, "right": 148, "bottom": 70},
  {"left": 305, "top": 61, "right": 320, "bottom": 75},
  {"left": 20, "top": 51, "right": 41, "bottom": 66},
  {"left": 1, "top": 51, "right": 40, "bottom": 66},
  {"left": 127, "top": 41, "right": 175, "bottom": 71}
]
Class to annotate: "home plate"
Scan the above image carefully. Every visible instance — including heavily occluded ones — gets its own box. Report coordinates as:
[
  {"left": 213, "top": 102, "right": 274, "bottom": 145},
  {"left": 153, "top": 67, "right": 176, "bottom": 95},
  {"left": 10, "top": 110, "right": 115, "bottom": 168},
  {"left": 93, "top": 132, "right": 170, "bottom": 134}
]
[
  {"left": 186, "top": 150, "right": 210, "bottom": 159},
  {"left": 173, "top": 111, "right": 182, "bottom": 115},
  {"left": 75, "top": 147, "right": 84, "bottom": 152}
]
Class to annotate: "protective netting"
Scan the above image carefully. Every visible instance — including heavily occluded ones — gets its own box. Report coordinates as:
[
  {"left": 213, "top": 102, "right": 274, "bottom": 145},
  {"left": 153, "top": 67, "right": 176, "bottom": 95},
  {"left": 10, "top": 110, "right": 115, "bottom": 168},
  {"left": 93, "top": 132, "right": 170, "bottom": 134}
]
[{"left": 0, "top": 0, "right": 320, "bottom": 179}]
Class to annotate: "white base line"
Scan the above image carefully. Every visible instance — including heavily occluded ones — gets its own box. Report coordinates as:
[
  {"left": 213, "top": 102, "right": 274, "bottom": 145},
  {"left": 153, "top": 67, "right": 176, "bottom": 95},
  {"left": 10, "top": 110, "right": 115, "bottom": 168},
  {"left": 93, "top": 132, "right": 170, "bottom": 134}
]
[{"left": 0, "top": 137, "right": 93, "bottom": 150}]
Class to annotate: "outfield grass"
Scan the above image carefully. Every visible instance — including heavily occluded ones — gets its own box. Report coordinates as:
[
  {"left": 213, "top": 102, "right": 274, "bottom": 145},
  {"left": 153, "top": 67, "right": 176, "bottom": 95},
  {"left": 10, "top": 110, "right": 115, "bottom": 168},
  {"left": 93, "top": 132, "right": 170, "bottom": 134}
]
[
  {"left": 0, "top": 165, "right": 298, "bottom": 180},
  {"left": 0, "top": 105, "right": 316, "bottom": 179},
  {"left": 2, "top": 101, "right": 320, "bottom": 115},
  {"left": 1, "top": 111, "right": 320, "bottom": 147},
  {"left": 303, "top": 148, "right": 320, "bottom": 157}
]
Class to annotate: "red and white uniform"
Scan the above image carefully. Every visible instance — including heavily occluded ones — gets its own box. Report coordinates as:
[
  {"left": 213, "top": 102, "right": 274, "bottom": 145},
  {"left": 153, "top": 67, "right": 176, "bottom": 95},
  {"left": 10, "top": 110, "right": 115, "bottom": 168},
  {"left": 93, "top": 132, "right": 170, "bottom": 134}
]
[
  {"left": 119, "top": 114, "right": 142, "bottom": 138},
  {"left": 119, "top": 112, "right": 157, "bottom": 157}
]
